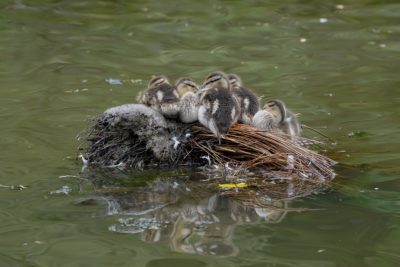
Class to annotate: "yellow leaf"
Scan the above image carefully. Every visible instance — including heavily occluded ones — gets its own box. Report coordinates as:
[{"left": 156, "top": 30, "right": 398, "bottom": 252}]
[{"left": 218, "top": 183, "right": 248, "bottom": 189}]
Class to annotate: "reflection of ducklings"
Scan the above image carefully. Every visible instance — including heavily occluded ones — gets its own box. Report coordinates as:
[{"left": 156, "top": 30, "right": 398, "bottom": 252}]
[
  {"left": 228, "top": 74, "right": 260, "bottom": 124},
  {"left": 198, "top": 72, "right": 240, "bottom": 143},
  {"left": 175, "top": 77, "right": 200, "bottom": 123},
  {"left": 138, "top": 75, "right": 180, "bottom": 118},
  {"left": 264, "top": 99, "right": 301, "bottom": 137}
]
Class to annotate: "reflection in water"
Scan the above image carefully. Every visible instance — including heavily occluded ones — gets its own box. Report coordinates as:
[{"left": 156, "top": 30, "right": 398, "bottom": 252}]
[{"left": 80, "top": 168, "right": 311, "bottom": 256}]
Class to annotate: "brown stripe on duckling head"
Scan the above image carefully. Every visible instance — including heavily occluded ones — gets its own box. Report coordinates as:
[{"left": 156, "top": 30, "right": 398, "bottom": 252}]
[
  {"left": 265, "top": 99, "right": 287, "bottom": 124},
  {"left": 148, "top": 75, "right": 169, "bottom": 88},
  {"left": 227, "top": 73, "right": 242, "bottom": 88}
]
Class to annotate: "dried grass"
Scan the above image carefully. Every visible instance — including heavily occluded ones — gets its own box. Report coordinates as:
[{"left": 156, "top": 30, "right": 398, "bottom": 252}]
[{"left": 80, "top": 111, "right": 337, "bottom": 206}]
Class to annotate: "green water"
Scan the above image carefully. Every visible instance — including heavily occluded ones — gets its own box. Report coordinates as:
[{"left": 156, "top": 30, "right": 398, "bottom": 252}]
[{"left": 1, "top": 0, "right": 400, "bottom": 266}]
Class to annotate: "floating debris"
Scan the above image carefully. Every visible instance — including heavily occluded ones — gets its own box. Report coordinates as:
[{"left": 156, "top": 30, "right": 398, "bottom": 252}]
[
  {"left": 300, "top": 38, "right": 307, "bottom": 43},
  {"left": 319, "top": 18, "right": 328, "bottom": 24},
  {"left": 335, "top": 4, "right": 344, "bottom": 10},
  {"left": 0, "top": 184, "right": 27, "bottom": 190},
  {"left": 105, "top": 78, "right": 123, "bottom": 85},
  {"left": 50, "top": 185, "right": 72, "bottom": 195},
  {"left": 219, "top": 183, "right": 248, "bottom": 189}
]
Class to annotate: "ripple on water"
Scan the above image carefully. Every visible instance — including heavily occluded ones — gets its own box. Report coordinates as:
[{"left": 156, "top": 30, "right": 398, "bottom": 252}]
[
  {"left": 146, "top": 258, "right": 207, "bottom": 267},
  {"left": 32, "top": 238, "right": 137, "bottom": 267},
  {"left": 0, "top": 253, "right": 22, "bottom": 267}
]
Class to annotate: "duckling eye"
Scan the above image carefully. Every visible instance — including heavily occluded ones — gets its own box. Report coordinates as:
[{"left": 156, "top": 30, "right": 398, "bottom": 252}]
[
  {"left": 205, "top": 77, "right": 220, "bottom": 85},
  {"left": 184, "top": 82, "right": 196, "bottom": 89}
]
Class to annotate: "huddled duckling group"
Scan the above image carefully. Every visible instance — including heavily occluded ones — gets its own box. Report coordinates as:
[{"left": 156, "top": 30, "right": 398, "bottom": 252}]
[{"left": 136, "top": 71, "right": 301, "bottom": 142}]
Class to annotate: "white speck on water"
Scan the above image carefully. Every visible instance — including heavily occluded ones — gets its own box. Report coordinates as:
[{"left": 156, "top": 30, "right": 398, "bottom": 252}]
[
  {"left": 374, "top": 187, "right": 379, "bottom": 191},
  {"left": 317, "top": 249, "right": 325, "bottom": 253},
  {"left": 319, "top": 18, "right": 328, "bottom": 24},
  {"left": 81, "top": 88, "right": 88, "bottom": 92},
  {"left": 130, "top": 79, "right": 143, "bottom": 84},
  {"left": 74, "top": 89, "right": 79, "bottom": 93},
  {"left": 81, "top": 79, "right": 87, "bottom": 83},
  {"left": 128, "top": 32, "right": 134, "bottom": 36},
  {"left": 34, "top": 241, "right": 44, "bottom": 245},
  {"left": 360, "top": 190, "right": 365, "bottom": 193},
  {"left": 300, "top": 37, "right": 307, "bottom": 43},
  {"left": 274, "top": 65, "right": 279, "bottom": 69},
  {"left": 379, "top": 43, "right": 386, "bottom": 48},
  {"left": 0, "top": 184, "right": 27, "bottom": 190},
  {"left": 105, "top": 78, "right": 123, "bottom": 85},
  {"left": 50, "top": 185, "right": 71, "bottom": 195},
  {"left": 59, "top": 175, "right": 79, "bottom": 179},
  {"left": 336, "top": 4, "right": 344, "bottom": 10}
]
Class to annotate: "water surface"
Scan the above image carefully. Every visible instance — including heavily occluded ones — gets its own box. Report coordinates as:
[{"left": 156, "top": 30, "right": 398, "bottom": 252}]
[{"left": 1, "top": 1, "right": 400, "bottom": 266}]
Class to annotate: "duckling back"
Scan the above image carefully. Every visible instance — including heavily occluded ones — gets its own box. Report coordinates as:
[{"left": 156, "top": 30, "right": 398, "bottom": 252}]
[
  {"left": 264, "top": 99, "right": 301, "bottom": 138},
  {"left": 232, "top": 86, "right": 260, "bottom": 124},
  {"left": 228, "top": 74, "right": 260, "bottom": 124},
  {"left": 198, "top": 87, "right": 239, "bottom": 141},
  {"left": 179, "top": 92, "right": 199, "bottom": 123}
]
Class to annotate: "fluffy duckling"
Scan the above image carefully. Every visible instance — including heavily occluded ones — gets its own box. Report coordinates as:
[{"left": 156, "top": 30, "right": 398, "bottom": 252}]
[
  {"left": 263, "top": 99, "right": 301, "bottom": 137},
  {"left": 198, "top": 72, "right": 241, "bottom": 143},
  {"left": 228, "top": 74, "right": 260, "bottom": 124},
  {"left": 201, "top": 71, "right": 231, "bottom": 90},
  {"left": 252, "top": 109, "right": 275, "bottom": 130},
  {"left": 138, "top": 75, "right": 180, "bottom": 118},
  {"left": 175, "top": 77, "right": 199, "bottom": 123}
]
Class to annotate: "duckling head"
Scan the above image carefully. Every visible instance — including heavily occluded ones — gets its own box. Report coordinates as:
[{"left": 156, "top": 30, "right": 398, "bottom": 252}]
[
  {"left": 148, "top": 75, "right": 170, "bottom": 88},
  {"left": 175, "top": 77, "right": 199, "bottom": 97},
  {"left": 202, "top": 71, "right": 230, "bottom": 90},
  {"left": 227, "top": 73, "right": 243, "bottom": 89},
  {"left": 264, "top": 99, "right": 287, "bottom": 124}
]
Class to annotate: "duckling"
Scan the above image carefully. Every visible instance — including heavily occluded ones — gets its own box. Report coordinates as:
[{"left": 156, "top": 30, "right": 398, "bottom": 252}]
[
  {"left": 175, "top": 77, "right": 199, "bottom": 123},
  {"left": 263, "top": 99, "right": 301, "bottom": 137},
  {"left": 201, "top": 71, "right": 231, "bottom": 90},
  {"left": 228, "top": 73, "right": 260, "bottom": 125},
  {"left": 198, "top": 72, "right": 240, "bottom": 143},
  {"left": 138, "top": 75, "right": 180, "bottom": 118},
  {"left": 252, "top": 109, "right": 275, "bottom": 130}
]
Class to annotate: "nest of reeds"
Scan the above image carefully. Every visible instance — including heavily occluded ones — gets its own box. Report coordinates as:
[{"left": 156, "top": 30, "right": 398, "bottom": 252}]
[{"left": 80, "top": 104, "right": 337, "bottom": 203}]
